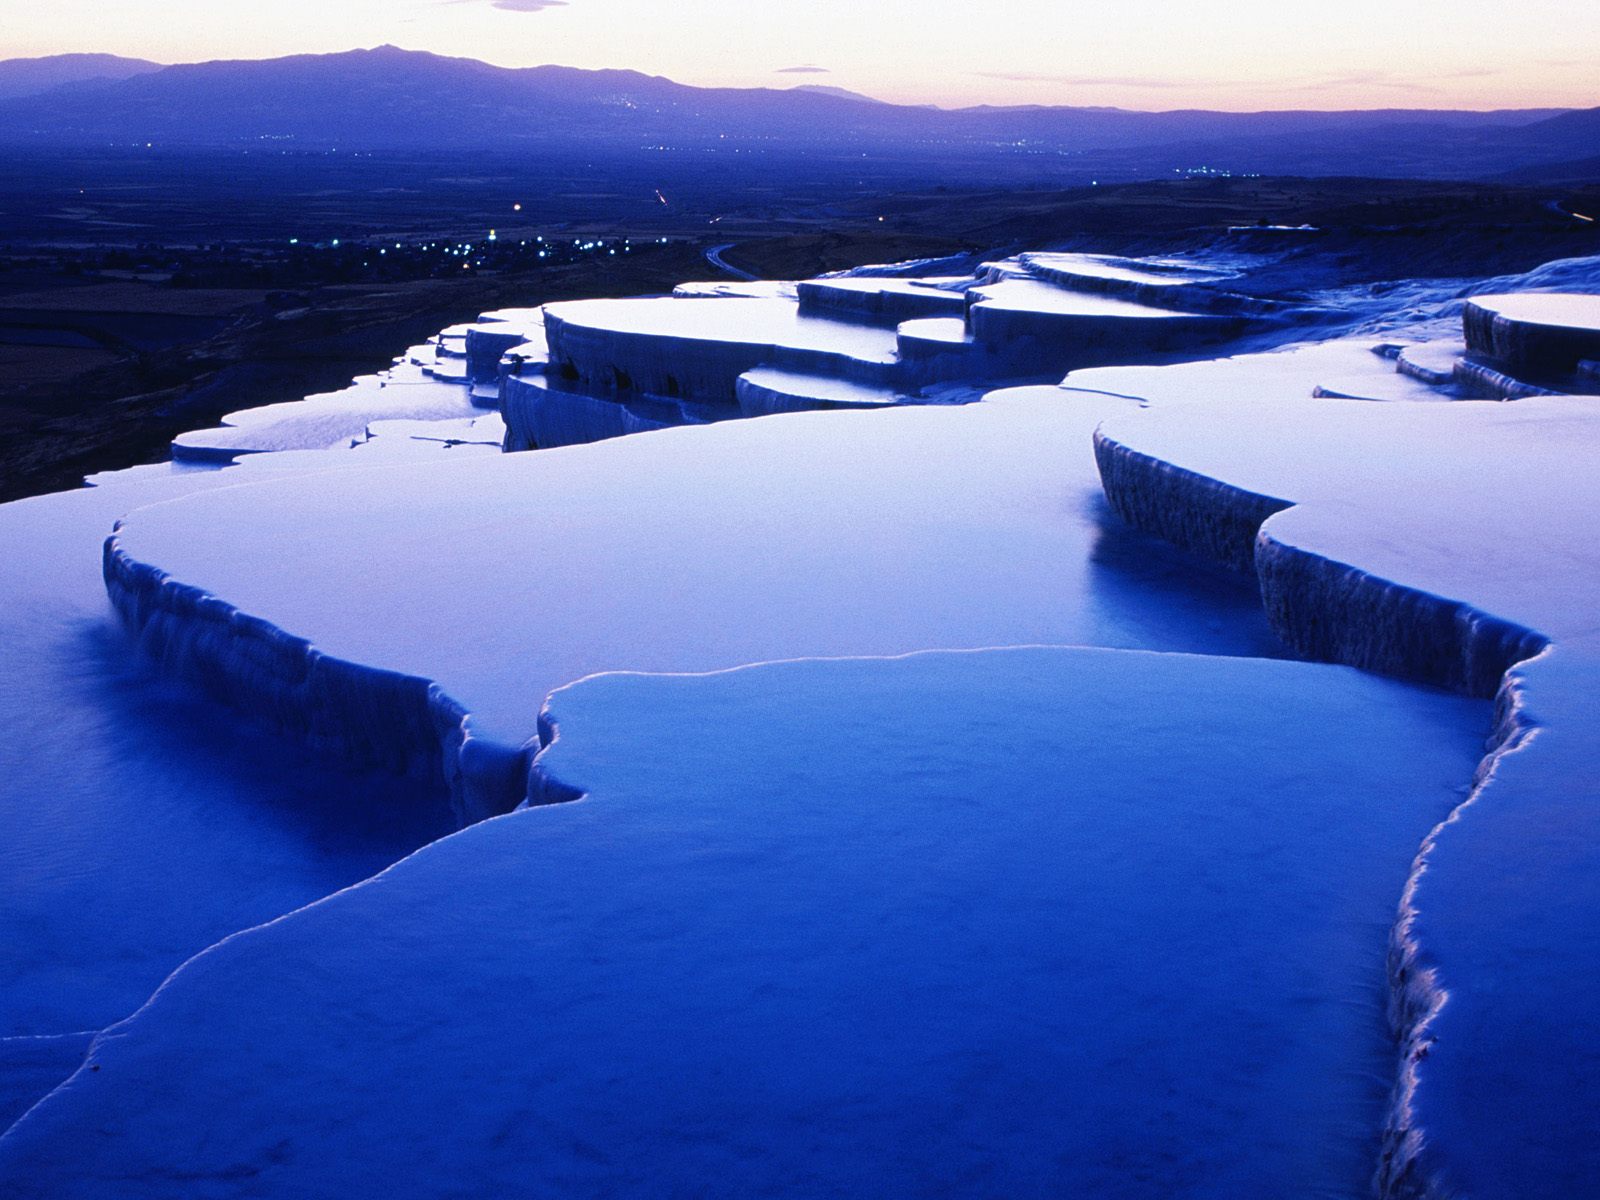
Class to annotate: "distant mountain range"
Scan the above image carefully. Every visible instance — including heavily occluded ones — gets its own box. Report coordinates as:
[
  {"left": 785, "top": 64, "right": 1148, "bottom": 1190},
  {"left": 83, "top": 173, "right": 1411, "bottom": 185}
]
[
  {"left": 791, "top": 84, "right": 889, "bottom": 105},
  {"left": 0, "top": 46, "right": 1593, "bottom": 181},
  {"left": 0, "top": 53, "right": 161, "bottom": 101}
]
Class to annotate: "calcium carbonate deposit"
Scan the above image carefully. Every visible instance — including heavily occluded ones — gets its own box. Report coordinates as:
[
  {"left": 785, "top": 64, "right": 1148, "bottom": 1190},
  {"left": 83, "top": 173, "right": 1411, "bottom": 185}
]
[{"left": 3, "top": 236, "right": 1599, "bottom": 1199}]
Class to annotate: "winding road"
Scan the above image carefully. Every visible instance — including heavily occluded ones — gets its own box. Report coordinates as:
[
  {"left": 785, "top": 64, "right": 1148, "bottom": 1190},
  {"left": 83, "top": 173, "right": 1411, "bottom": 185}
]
[{"left": 704, "top": 242, "right": 759, "bottom": 281}]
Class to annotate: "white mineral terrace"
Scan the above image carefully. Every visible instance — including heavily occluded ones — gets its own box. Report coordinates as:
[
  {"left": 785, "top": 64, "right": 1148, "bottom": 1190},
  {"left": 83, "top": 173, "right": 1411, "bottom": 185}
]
[
  {"left": 4, "top": 234, "right": 1600, "bottom": 1200},
  {"left": 1463, "top": 291, "right": 1600, "bottom": 380},
  {"left": 1020, "top": 251, "right": 1236, "bottom": 286},
  {"left": 1396, "top": 340, "right": 1465, "bottom": 386},
  {"left": 1466, "top": 292, "right": 1600, "bottom": 332},
  {"left": 1063, "top": 338, "right": 1431, "bottom": 404},
  {"left": 796, "top": 276, "right": 971, "bottom": 320},
  {"left": 894, "top": 316, "right": 974, "bottom": 346},
  {"left": 545, "top": 296, "right": 902, "bottom": 362},
  {"left": 736, "top": 367, "right": 906, "bottom": 413},
  {"left": 1095, "top": 394, "right": 1600, "bottom": 643},
  {"left": 103, "top": 387, "right": 1292, "bottom": 822},
  {"left": 800, "top": 275, "right": 968, "bottom": 296},
  {"left": 969, "top": 277, "right": 1207, "bottom": 318},
  {"left": 171, "top": 369, "right": 484, "bottom": 461},
  {"left": 0, "top": 645, "right": 1484, "bottom": 1198},
  {"left": 1092, "top": 387, "right": 1600, "bottom": 1197}
]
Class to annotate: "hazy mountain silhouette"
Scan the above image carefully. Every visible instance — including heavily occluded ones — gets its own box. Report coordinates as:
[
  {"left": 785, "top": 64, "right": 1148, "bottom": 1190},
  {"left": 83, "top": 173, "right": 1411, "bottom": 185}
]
[
  {"left": 791, "top": 84, "right": 891, "bottom": 105},
  {"left": 1512, "top": 106, "right": 1600, "bottom": 148},
  {"left": 0, "top": 53, "right": 162, "bottom": 101},
  {"left": 0, "top": 46, "right": 1589, "bottom": 179},
  {"left": 1491, "top": 110, "right": 1600, "bottom": 184}
]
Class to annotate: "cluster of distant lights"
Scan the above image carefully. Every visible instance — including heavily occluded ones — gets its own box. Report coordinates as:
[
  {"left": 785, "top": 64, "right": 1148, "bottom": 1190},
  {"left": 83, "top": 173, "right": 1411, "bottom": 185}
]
[
  {"left": 285, "top": 227, "right": 675, "bottom": 270},
  {"left": 129, "top": 140, "right": 380, "bottom": 157},
  {"left": 1173, "top": 166, "right": 1262, "bottom": 179}
]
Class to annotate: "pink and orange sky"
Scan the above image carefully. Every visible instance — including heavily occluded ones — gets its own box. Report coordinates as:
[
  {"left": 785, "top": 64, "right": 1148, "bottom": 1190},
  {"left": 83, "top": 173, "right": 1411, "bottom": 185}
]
[{"left": 4, "top": 0, "right": 1597, "bottom": 112}]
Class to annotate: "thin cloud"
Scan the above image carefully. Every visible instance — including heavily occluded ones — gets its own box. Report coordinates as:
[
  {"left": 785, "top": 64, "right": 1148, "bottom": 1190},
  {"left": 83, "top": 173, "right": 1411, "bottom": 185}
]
[
  {"left": 776, "top": 66, "right": 831, "bottom": 75},
  {"left": 1291, "top": 71, "right": 1439, "bottom": 94}
]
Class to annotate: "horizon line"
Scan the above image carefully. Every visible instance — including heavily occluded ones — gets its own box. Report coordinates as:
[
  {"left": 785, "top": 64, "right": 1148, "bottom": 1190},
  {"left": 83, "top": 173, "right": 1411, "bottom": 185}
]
[{"left": 0, "top": 44, "right": 1591, "bottom": 116}]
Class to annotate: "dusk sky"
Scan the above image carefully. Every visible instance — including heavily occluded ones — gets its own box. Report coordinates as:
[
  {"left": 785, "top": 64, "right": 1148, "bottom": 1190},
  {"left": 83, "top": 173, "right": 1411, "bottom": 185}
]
[{"left": 4, "top": 0, "right": 1598, "bottom": 112}]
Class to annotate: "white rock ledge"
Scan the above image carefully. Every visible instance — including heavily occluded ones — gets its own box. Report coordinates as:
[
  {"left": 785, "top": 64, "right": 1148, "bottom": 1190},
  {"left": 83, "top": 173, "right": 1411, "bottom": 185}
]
[
  {"left": 1463, "top": 293, "right": 1600, "bottom": 380},
  {"left": 102, "top": 533, "right": 529, "bottom": 827},
  {"left": 1092, "top": 392, "right": 1600, "bottom": 1198}
]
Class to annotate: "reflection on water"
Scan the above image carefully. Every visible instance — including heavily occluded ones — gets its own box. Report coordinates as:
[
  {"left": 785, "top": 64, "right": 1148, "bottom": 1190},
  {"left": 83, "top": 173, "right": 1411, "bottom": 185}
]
[
  {"left": 1082, "top": 490, "right": 1290, "bottom": 661},
  {"left": 0, "top": 614, "right": 453, "bottom": 1043}
]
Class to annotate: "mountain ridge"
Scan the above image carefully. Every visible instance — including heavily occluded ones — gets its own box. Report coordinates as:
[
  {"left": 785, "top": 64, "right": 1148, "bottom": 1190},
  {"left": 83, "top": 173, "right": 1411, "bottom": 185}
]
[
  {"left": 0, "top": 46, "right": 1590, "bottom": 180},
  {"left": 0, "top": 53, "right": 163, "bottom": 101}
]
